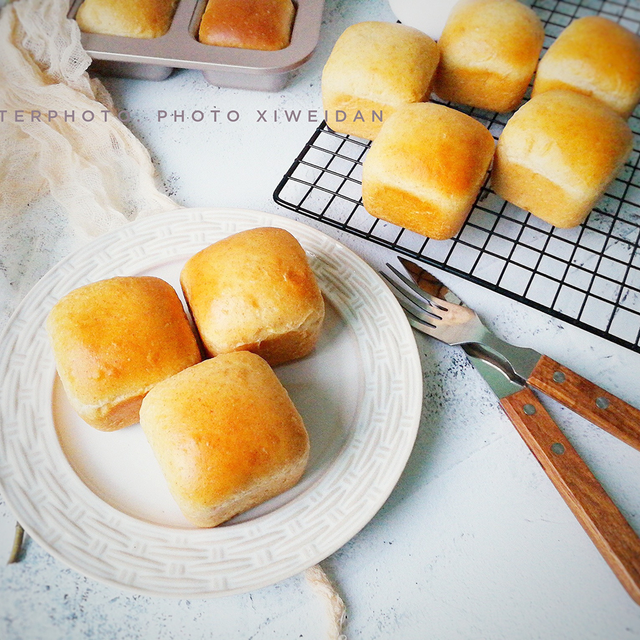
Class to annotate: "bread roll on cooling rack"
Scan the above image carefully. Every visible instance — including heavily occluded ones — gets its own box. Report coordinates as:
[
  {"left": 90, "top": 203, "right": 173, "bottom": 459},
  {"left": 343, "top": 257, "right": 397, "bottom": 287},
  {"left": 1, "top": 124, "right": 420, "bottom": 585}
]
[
  {"left": 75, "top": 0, "right": 178, "bottom": 39},
  {"left": 180, "top": 227, "right": 325, "bottom": 367},
  {"left": 198, "top": 0, "right": 295, "bottom": 51},
  {"left": 321, "top": 21, "right": 439, "bottom": 140},
  {"left": 434, "top": 0, "right": 545, "bottom": 113},
  {"left": 532, "top": 15, "right": 640, "bottom": 119},
  {"left": 46, "top": 276, "right": 201, "bottom": 431},
  {"left": 139, "top": 352, "right": 310, "bottom": 528},
  {"left": 492, "top": 89, "right": 634, "bottom": 228},
  {"left": 361, "top": 102, "right": 495, "bottom": 240}
]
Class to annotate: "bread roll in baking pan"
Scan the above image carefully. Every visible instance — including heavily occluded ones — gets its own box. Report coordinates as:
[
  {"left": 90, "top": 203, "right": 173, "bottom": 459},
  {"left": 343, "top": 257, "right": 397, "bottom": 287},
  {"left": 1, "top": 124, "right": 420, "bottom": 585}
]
[
  {"left": 76, "top": 0, "right": 179, "bottom": 39},
  {"left": 198, "top": 0, "right": 295, "bottom": 51}
]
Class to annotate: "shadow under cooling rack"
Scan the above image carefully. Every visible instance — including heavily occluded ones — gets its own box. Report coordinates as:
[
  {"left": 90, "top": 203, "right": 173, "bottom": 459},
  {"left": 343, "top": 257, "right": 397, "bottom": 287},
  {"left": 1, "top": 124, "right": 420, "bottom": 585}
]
[{"left": 273, "top": 0, "right": 640, "bottom": 355}]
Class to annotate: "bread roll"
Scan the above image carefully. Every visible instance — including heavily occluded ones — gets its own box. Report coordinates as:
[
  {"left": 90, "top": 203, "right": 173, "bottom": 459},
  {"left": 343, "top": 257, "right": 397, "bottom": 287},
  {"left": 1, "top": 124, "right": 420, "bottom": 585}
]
[
  {"left": 492, "top": 89, "right": 633, "bottom": 228},
  {"left": 532, "top": 16, "right": 640, "bottom": 119},
  {"left": 139, "top": 352, "right": 309, "bottom": 528},
  {"left": 434, "top": 0, "right": 545, "bottom": 113},
  {"left": 321, "top": 21, "right": 439, "bottom": 140},
  {"left": 198, "top": 0, "right": 295, "bottom": 51},
  {"left": 362, "top": 103, "right": 495, "bottom": 240},
  {"left": 75, "top": 0, "right": 178, "bottom": 39},
  {"left": 46, "top": 276, "right": 201, "bottom": 431},
  {"left": 180, "top": 227, "right": 325, "bottom": 366}
]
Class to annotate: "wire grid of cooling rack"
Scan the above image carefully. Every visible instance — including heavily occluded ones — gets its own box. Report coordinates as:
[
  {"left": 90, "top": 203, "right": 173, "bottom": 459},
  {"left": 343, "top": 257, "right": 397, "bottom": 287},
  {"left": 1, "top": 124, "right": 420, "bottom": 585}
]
[{"left": 273, "top": 0, "right": 640, "bottom": 354}]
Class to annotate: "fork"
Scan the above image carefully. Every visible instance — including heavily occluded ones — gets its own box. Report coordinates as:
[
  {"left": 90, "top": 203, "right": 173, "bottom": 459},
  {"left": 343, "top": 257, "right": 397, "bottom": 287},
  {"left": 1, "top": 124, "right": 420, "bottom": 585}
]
[{"left": 383, "top": 260, "right": 640, "bottom": 453}]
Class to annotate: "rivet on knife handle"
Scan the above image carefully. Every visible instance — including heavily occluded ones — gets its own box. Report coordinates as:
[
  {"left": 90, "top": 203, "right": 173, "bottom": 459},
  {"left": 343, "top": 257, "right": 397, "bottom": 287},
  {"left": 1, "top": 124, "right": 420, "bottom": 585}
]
[
  {"left": 527, "top": 355, "right": 640, "bottom": 453},
  {"left": 501, "top": 386, "right": 640, "bottom": 607}
]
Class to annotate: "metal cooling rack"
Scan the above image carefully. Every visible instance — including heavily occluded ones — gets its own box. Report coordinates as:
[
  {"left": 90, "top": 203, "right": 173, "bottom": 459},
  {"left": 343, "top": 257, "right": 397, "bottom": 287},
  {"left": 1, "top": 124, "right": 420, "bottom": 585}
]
[{"left": 273, "top": 0, "right": 640, "bottom": 355}]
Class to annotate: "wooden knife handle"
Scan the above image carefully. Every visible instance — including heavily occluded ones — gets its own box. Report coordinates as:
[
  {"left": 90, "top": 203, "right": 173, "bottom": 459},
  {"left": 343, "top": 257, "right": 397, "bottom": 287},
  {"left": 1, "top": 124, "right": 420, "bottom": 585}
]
[
  {"left": 501, "top": 387, "right": 640, "bottom": 606},
  {"left": 528, "top": 355, "right": 640, "bottom": 453}
]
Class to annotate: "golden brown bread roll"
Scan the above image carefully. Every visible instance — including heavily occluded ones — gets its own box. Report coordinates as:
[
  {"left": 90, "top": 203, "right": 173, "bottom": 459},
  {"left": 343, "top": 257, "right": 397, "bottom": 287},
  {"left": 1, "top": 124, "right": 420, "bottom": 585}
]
[
  {"left": 139, "top": 351, "right": 310, "bottom": 528},
  {"left": 361, "top": 102, "right": 495, "bottom": 240},
  {"left": 180, "top": 227, "right": 325, "bottom": 366},
  {"left": 434, "top": 0, "right": 545, "bottom": 113},
  {"left": 532, "top": 16, "right": 640, "bottom": 119},
  {"left": 75, "top": 0, "right": 178, "bottom": 39},
  {"left": 321, "top": 21, "right": 439, "bottom": 140},
  {"left": 492, "top": 89, "right": 633, "bottom": 228},
  {"left": 46, "top": 276, "right": 201, "bottom": 431},
  {"left": 198, "top": 0, "right": 295, "bottom": 51}
]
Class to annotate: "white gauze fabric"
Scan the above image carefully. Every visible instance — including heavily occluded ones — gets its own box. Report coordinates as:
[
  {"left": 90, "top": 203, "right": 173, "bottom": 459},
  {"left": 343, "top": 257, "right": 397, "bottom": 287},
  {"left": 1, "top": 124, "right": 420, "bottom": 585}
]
[
  {"left": 306, "top": 565, "right": 347, "bottom": 640},
  {"left": 0, "top": 0, "right": 177, "bottom": 231}
]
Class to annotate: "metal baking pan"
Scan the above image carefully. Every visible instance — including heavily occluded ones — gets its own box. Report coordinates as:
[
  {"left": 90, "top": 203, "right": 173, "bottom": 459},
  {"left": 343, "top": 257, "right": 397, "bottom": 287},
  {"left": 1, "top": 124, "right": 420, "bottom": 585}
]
[{"left": 67, "top": 0, "right": 325, "bottom": 90}]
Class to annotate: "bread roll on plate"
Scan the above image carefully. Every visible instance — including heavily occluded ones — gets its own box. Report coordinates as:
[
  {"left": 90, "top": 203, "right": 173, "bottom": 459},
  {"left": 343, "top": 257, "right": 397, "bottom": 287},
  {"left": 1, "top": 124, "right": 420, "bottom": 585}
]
[
  {"left": 532, "top": 16, "right": 640, "bottom": 119},
  {"left": 434, "top": 0, "right": 545, "bottom": 113},
  {"left": 362, "top": 102, "right": 495, "bottom": 240},
  {"left": 75, "top": 0, "right": 178, "bottom": 39},
  {"left": 139, "top": 352, "right": 310, "bottom": 528},
  {"left": 180, "top": 227, "right": 325, "bottom": 366},
  {"left": 198, "top": 0, "right": 295, "bottom": 51},
  {"left": 492, "top": 89, "right": 633, "bottom": 228},
  {"left": 46, "top": 276, "right": 201, "bottom": 431},
  {"left": 322, "top": 21, "right": 439, "bottom": 140}
]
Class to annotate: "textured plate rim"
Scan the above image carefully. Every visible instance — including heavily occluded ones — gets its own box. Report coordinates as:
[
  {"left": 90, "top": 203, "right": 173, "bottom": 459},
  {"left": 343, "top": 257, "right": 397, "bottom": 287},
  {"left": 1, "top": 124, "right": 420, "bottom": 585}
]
[{"left": 0, "top": 207, "right": 422, "bottom": 597}]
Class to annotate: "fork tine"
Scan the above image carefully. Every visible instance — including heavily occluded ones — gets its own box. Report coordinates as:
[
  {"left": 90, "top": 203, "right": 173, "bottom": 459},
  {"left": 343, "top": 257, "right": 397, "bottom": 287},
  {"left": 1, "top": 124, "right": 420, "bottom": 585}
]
[
  {"left": 404, "top": 312, "right": 443, "bottom": 336},
  {"left": 381, "top": 273, "right": 441, "bottom": 327},
  {"left": 385, "top": 263, "right": 448, "bottom": 312},
  {"left": 380, "top": 271, "right": 440, "bottom": 315},
  {"left": 382, "top": 277, "right": 444, "bottom": 336}
]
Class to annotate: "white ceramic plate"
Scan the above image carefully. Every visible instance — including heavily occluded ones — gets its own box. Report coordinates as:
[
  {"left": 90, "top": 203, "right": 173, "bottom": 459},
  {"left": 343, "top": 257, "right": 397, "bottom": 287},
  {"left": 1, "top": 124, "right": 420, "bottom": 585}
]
[{"left": 0, "top": 208, "right": 422, "bottom": 597}]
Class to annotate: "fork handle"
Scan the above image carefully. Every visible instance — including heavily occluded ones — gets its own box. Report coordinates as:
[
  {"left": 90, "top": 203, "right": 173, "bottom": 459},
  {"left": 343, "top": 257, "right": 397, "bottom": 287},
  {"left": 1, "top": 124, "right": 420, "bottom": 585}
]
[
  {"left": 527, "top": 355, "right": 640, "bottom": 453},
  {"left": 501, "top": 387, "right": 640, "bottom": 606}
]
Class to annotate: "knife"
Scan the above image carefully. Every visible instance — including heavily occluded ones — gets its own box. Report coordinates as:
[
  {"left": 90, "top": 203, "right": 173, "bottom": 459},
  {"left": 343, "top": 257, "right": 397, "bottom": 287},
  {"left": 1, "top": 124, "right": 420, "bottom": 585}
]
[{"left": 385, "top": 256, "right": 640, "bottom": 606}]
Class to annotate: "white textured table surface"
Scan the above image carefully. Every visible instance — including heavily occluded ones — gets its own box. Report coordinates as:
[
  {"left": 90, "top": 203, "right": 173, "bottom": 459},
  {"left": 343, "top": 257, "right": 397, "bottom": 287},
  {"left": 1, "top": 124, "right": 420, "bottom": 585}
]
[{"left": 2, "top": 1, "right": 640, "bottom": 638}]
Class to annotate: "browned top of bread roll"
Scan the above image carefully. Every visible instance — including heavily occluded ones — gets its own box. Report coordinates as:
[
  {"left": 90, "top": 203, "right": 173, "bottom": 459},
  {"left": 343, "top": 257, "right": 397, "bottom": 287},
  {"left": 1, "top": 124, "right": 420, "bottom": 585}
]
[
  {"left": 497, "top": 89, "right": 633, "bottom": 199},
  {"left": 180, "top": 227, "right": 325, "bottom": 366},
  {"left": 198, "top": 0, "right": 295, "bottom": 51},
  {"left": 46, "top": 276, "right": 201, "bottom": 430},
  {"left": 368, "top": 103, "right": 493, "bottom": 199},
  {"left": 322, "top": 21, "right": 439, "bottom": 106},
  {"left": 532, "top": 15, "right": 640, "bottom": 118},
  {"left": 140, "top": 351, "right": 310, "bottom": 528},
  {"left": 492, "top": 89, "right": 633, "bottom": 227},
  {"left": 438, "top": 0, "right": 544, "bottom": 76},
  {"left": 76, "top": 0, "right": 178, "bottom": 39},
  {"left": 362, "top": 102, "right": 495, "bottom": 239},
  {"left": 321, "top": 21, "right": 439, "bottom": 139}
]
